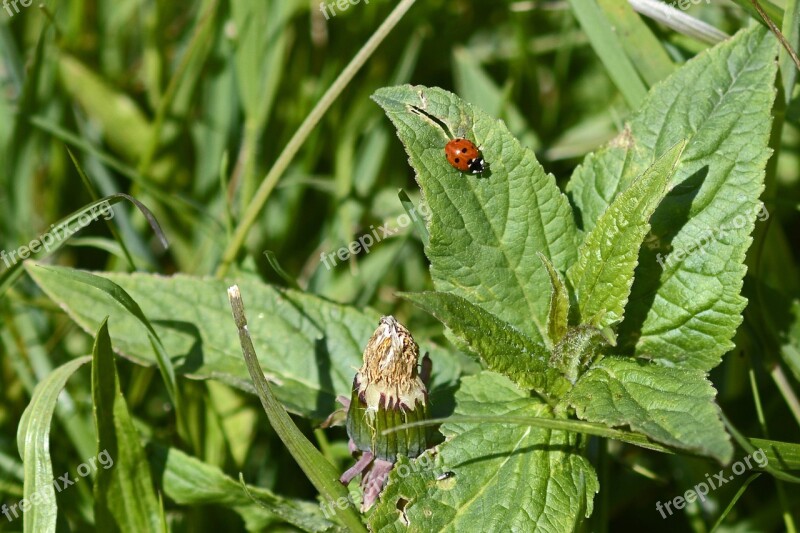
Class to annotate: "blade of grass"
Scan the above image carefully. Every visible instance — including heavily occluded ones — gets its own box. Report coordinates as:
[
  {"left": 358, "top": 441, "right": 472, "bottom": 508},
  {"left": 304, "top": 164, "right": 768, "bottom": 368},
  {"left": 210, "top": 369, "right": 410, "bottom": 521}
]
[
  {"left": 597, "top": 0, "right": 675, "bottom": 85},
  {"left": 9, "top": 312, "right": 96, "bottom": 462},
  {"left": 389, "top": 415, "right": 800, "bottom": 473},
  {"left": 749, "top": 0, "right": 800, "bottom": 73},
  {"left": 16, "top": 356, "right": 92, "bottom": 533},
  {"left": 216, "top": 0, "right": 418, "bottom": 278},
  {"left": 67, "top": 149, "right": 136, "bottom": 270},
  {"left": 0, "top": 194, "right": 168, "bottom": 297},
  {"left": 227, "top": 285, "right": 366, "bottom": 532},
  {"left": 722, "top": 413, "right": 800, "bottom": 483},
  {"left": 28, "top": 265, "right": 187, "bottom": 447},
  {"left": 709, "top": 473, "right": 762, "bottom": 532},
  {"left": 780, "top": 0, "right": 800, "bottom": 100},
  {"left": 386, "top": 415, "right": 680, "bottom": 455},
  {"left": 398, "top": 189, "right": 429, "bottom": 248},
  {"left": 728, "top": 0, "right": 784, "bottom": 27},
  {"left": 748, "top": 365, "right": 800, "bottom": 532},
  {"left": 628, "top": 0, "right": 729, "bottom": 44},
  {"left": 92, "top": 318, "right": 163, "bottom": 532},
  {"left": 263, "top": 251, "right": 301, "bottom": 290},
  {"left": 567, "top": 0, "right": 649, "bottom": 107}
]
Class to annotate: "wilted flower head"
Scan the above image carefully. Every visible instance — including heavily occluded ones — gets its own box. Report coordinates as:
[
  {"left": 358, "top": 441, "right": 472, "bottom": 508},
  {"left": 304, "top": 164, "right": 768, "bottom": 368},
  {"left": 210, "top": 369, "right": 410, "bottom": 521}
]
[
  {"left": 340, "top": 316, "right": 430, "bottom": 510},
  {"left": 354, "top": 316, "right": 427, "bottom": 418}
]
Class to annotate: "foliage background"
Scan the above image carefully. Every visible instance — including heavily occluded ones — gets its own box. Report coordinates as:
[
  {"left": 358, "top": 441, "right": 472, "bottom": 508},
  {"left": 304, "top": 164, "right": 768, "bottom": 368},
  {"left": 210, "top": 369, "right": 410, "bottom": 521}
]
[{"left": 0, "top": 0, "right": 798, "bottom": 531}]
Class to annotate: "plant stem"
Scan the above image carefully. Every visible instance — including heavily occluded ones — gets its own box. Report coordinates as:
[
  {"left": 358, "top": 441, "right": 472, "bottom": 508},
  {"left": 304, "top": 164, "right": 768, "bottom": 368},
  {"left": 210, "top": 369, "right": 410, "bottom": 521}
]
[
  {"left": 227, "top": 285, "right": 367, "bottom": 532},
  {"left": 216, "top": 0, "right": 417, "bottom": 278}
]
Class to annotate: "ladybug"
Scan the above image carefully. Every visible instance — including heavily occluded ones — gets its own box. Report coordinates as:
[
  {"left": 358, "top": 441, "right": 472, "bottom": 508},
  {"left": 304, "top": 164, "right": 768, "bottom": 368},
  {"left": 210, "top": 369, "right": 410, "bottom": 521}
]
[{"left": 444, "top": 138, "right": 486, "bottom": 174}]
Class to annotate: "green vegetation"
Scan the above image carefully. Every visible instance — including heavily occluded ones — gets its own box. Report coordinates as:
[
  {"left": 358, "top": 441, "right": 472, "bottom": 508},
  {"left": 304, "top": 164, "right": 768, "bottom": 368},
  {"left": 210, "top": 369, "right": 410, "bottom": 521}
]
[{"left": 1, "top": 1, "right": 799, "bottom": 531}]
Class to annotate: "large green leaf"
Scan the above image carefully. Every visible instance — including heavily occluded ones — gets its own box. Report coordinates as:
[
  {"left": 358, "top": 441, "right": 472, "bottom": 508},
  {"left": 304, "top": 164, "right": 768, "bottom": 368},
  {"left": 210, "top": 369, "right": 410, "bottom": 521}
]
[
  {"left": 24, "top": 263, "right": 461, "bottom": 419},
  {"left": 567, "top": 26, "right": 778, "bottom": 371},
  {"left": 568, "top": 140, "right": 685, "bottom": 328},
  {"left": 16, "top": 356, "right": 92, "bottom": 533},
  {"left": 92, "top": 318, "right": 163, "bottom": 532},
  {"left": 370, "top": 372, "right": 597, "bottom": 532},
  {"left": 373, "top": 85, "right": 579, "bottom": 344},
  {"left": 565, "top": 357, "right": 733, "bottom": 462}
]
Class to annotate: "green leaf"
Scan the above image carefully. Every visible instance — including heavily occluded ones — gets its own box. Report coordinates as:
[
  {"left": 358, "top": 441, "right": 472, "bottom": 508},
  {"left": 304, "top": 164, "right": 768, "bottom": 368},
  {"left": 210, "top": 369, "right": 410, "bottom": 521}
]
[
  {"left": 567, "top": 26, "right": 778, "bottom": 371},
  {"left": 539, "top": 252, "right": 570, "bottom": 346},
  {"left": 370, "top": 372, "right": 598, "bottom": 532},
  {"left": 401, "top": 291, "right": 570, "bottom": 400},
  {"left": 565, "top": 357, "right": 733, "bottom": 462},
  {"left": 373, "top": 85, "right": 579, "bottom": 344},
  {"left": 0, "top": 193, "right": 167, "bottom": 297},
  {"left": 149, "top": 444, "right": 337, "bottom": 532},
  {"left": 24, "top": 263, "right": 461, "bottom": 419},
  {"left": 567, "top": 140, "right": 685, "bottom": 329},
  {"left": 16, "top": 356, "right": 92, "bottom": 533},
  {"left": 92, "top": 318, "right": 163, "bottom": 532}
]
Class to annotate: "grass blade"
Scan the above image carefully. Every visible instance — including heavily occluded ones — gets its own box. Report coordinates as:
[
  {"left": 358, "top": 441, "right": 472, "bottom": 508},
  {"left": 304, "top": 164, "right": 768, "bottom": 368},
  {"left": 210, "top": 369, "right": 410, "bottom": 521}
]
[
  {"left": 92, "top": 318, "right": 163, "bottom": 532},
  {"left": 16, "top": 356, "right": 92, "bottom": 533},
  {"left": 227, "top": 285, "right": 366, "bottom": 532},
  {"left": 217, "top": 0, "right": 418, "bottom": 277},
  {"left": 596, "top": 0, "right": 675, "bottom": 85},
  {"left": 26, "top": 265, "right": 184, "bottom": 443},
  {"left": 567, "top": 0, "right": 649, "bottom": 107}
]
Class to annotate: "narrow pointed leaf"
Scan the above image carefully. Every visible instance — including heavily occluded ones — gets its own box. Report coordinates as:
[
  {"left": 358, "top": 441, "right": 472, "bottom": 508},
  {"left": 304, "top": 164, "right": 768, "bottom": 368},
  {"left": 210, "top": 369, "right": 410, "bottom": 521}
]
[
  {"left": 538, "top": 252, "right": 570, "bottom": 346},
  {"left": 568, "top": 140, "right": 685, "bottom": 328},
  {"left": 227, "top": 286, "right": 366, "bottom": 532},
  {"left": 16, "top": 357, "right": 92, "bottom": 533},
  {"left": 401, "top": 291, "right": 569, "bottom": 399},
  {"left": 92, "top": 318, "right": 162, "bottom": 532}
]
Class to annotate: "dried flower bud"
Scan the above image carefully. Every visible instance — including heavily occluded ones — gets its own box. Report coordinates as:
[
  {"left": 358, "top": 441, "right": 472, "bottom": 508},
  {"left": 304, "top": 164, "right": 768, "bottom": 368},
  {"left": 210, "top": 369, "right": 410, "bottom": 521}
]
[{"left": 346, "top": 316, "right": 429, "bottom": 462}]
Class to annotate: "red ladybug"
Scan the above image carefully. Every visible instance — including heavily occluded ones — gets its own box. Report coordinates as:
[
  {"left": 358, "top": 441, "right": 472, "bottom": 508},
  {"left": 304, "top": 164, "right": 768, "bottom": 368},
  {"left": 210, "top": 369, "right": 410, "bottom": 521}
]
[{"left": 444, "top": 138, "right": 485, "bottom": 174}]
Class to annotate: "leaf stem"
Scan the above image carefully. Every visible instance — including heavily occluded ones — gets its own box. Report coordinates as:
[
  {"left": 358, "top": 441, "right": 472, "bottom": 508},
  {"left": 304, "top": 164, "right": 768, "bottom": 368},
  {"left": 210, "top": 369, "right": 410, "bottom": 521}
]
[{"left": 749, "top": 0, "right": 800, "bottom": 72}]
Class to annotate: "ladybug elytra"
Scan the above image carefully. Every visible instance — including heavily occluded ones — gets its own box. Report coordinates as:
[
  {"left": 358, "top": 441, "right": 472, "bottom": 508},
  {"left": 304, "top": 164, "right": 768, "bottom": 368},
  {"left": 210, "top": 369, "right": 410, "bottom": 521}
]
[{"left": 444, "top": 138, "right": 485, "bottom": 174}]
